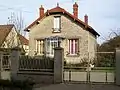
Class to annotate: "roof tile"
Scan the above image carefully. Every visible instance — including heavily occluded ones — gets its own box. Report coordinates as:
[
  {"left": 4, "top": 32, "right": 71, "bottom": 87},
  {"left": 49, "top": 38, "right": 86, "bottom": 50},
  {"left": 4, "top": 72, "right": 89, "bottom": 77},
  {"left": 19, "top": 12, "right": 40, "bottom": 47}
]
[{"left": 0, "top": 24, "right": 14, "bottom": 46}]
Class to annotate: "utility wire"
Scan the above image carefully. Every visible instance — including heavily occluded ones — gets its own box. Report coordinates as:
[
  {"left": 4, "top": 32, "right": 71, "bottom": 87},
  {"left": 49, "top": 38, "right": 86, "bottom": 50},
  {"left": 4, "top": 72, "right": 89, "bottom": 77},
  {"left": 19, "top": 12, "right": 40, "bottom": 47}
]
[{"left": 0, "top": 4, "right": 32, "bottom": 13}]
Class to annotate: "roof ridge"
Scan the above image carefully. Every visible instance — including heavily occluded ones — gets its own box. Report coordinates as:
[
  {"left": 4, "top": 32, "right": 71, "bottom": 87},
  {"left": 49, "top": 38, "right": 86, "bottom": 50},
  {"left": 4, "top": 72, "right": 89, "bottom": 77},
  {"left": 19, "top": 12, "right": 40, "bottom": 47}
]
[
  {"left": 24, "top": 6, "right": 99, "bottom": 36},
  {"left": 0, "top": 24, "right": 14, "bottom": 26}
]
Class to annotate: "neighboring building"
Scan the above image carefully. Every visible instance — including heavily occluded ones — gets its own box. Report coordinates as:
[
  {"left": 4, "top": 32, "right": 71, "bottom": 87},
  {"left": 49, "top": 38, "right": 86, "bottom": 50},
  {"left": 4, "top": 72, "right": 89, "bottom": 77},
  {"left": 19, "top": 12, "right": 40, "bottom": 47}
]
[
  {"left": 25, "top": 3, "right": 100, "bottom": 64},
  {"left": 0, "top": 24, "right": 29, "bottom": 54},
  {"left": 18, "top": 34, "right": 29, "bottom": 55}
]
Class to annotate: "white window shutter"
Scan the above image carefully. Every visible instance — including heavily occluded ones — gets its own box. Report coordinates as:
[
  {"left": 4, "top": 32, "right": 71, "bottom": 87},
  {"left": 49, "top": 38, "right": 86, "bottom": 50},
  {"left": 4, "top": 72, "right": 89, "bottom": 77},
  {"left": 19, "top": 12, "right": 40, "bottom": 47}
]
[
  {"left": 54, "top": 17, "right": 60, "bottom": 29},
  {"left": 69, "top": 40, "right": 72, "bottom": 54},
  {"left": 73, "top": 40, "right": 76, "bottom": 54},
  {"left": 54, "top": 18, "right": 57, "bottom": 28},
  {"left": 56, "top": 17, "right": 60, "bottom": 29}
]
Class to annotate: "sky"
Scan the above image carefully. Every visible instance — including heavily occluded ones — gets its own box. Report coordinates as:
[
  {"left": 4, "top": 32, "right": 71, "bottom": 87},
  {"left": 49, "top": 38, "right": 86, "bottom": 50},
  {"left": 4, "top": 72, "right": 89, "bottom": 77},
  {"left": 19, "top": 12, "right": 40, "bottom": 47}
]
[{"left": 0, "top": 0, "right": 119, "bottom": 44}]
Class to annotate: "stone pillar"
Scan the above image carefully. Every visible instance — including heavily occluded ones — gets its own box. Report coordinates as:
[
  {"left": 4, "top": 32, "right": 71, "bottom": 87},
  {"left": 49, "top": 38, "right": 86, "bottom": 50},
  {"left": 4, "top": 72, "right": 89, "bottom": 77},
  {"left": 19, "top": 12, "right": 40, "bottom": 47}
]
[
  {"left": 10, "top": 47, "right": 20, "bottom": 80},
  {"left": 54, "top": 47, "right": 64, "bottom": 83},
  {"left": 115, "top": 48, "right": 120, "bottom": 85},
  {"left": 0, "top": 51, "right": 3, "bottom": 79}
]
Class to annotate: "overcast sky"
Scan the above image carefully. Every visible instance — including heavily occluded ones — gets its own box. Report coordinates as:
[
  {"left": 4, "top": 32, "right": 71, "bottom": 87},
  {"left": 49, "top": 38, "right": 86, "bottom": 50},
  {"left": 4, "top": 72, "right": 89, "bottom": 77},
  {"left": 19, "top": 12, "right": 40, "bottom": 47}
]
[{"left": 0, "top": 0, "right": 119, "bottom": 43}]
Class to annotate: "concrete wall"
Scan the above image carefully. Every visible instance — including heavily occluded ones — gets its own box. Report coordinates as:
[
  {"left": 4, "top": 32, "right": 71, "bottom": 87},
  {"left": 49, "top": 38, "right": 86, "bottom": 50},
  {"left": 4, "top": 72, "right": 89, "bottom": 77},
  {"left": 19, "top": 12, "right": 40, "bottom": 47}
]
[
  {"left": 29, "top": 14, "right": 97, "bottom": 63},
  {"left": 1, "top": 71, "right": 11, "bottom": 80},
  {"left": 115, "top": 49, "right": 120, "bottom": 85},
  {"left": 64, "top": 71, "right": 114, "bottom": 83},
  {"left": 17, "top": 72, "right": 54, "bottom": 84}
]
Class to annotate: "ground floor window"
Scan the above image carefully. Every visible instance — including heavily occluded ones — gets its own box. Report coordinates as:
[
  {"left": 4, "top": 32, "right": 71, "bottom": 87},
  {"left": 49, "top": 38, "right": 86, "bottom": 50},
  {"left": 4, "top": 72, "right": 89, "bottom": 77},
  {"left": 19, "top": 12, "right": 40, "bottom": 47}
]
[
  {"left": 36, "top": 36, "right": 63, "bottom": 56},
  {"left": 68, "top": 39, "right": 79, "bottom": 55},
  {"left": 36, "top": 40, "right": 44, "bottom": 55},
  {"left": 46, "top": 39, "right": 59, "bottom": 56}
]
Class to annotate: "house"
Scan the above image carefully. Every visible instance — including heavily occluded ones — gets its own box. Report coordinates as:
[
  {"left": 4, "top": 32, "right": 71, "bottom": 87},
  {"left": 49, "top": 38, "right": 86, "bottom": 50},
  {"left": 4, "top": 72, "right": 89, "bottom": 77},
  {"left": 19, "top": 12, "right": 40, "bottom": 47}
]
[
  {"left": 0, "top": 24, "right": 29, "bottom": 55},
  {"left": 18, "top": 34, "right": 29, "bottom": 55},
  {"left": 25, "top": 3, "right": 100, "bottom": 64}
]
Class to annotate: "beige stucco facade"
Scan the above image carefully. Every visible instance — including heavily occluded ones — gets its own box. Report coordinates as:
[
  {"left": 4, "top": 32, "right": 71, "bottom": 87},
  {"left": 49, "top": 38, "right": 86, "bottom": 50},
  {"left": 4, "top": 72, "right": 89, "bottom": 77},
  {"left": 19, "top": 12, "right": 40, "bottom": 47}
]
[
  {"left": 29, "top": 14, "right": 97, "bottom": 64},
  {"left": 23, "top": 45, "right": 29, "bottom": 55}
]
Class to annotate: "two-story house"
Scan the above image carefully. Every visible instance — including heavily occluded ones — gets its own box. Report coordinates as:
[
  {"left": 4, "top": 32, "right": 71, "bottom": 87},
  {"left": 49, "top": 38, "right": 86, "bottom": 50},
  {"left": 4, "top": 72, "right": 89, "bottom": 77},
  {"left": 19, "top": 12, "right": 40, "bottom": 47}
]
[{"left": 25, "top": 3, "right": 100, "bottom": 64}]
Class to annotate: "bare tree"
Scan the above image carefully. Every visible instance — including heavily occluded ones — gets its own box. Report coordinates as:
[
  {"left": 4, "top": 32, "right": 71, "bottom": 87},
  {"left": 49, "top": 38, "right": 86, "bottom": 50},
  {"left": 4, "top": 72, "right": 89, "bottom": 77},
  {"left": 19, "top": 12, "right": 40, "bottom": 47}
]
[
  {"left": 7, "top": 12, "right": 25, "bottom": 35},
  {"left": 7, "top": 12, "right": 26, "bottom": 47},
  {"left": 109, "top": 28, "right": 120, "bottom": 39}
]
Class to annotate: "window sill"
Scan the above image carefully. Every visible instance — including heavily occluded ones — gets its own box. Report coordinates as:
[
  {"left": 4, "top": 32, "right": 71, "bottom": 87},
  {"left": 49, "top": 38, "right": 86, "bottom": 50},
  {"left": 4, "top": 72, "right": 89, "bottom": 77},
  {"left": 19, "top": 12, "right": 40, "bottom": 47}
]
[
  {"left": 52, "top": 28, "right": 61, "bottom": 33},
  {"left": 66, "top": 53, "right": 80, "bottom": 57}
]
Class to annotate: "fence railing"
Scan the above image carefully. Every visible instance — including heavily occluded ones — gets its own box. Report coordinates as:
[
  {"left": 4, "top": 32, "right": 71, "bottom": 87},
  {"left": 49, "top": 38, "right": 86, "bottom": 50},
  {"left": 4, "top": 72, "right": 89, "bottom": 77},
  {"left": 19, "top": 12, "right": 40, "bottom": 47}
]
[
  {"left": 19, "top": 56, "right": 54, "bottom": 72},
  {"left": 0, "top": 55, "right": 54, "bottom": 72},
  {"left": 64, "top": 52, "right": 115, "bottom": 83}
]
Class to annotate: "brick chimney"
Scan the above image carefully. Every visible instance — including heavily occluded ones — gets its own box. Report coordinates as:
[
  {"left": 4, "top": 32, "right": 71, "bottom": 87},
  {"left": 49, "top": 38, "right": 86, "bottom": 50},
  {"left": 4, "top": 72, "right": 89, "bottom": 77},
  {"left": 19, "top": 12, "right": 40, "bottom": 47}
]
[
  {"left": 84, "top": 14, "right": 88, "bottom": 25},
  {"left": 73, "top": 2, "right": 78, "bottom": 18},
  {"left": 39, "top": 5, "right": 44, "bottom": 19}
]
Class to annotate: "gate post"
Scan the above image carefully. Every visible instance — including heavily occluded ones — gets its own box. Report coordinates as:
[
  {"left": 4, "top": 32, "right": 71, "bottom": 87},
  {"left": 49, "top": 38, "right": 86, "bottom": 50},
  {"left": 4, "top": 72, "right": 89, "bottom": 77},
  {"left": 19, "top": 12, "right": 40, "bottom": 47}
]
[
  {"left": 54, "top": 46, "right": 64, "bottom": 83},
  {"left": 10, "top": 47, "right": 20, "bottom": 80},
  {"left": 0, "top": 51, "right": 3, "bottom": 79},
  {"left": 115, "top": 48, "right": 120, "bottom": 85}
]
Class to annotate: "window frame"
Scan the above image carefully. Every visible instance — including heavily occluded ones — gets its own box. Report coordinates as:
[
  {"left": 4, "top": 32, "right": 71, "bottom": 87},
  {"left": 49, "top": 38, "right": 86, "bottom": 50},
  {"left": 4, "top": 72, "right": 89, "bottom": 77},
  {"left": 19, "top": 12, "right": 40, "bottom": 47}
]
[
  {"left": 67, "top": 39, "right": 79, "bottom": 56},
  {"left": 53, "top": 16, "right": 61, "bottom": 33},
  {"left": 36, "top": 39, "right": 44, "bottom": 55},
  {"left": 46, "top": 39, "right": 59, "bottom": 57}
]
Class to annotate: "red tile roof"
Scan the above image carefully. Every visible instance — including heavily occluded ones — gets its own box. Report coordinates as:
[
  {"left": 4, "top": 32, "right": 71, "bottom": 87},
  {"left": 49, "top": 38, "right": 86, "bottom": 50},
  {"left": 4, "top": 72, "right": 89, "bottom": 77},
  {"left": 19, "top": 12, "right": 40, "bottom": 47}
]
[
  {"left": 0, "top": 24, "right": 29, "bottom": 47},
  {"left": 0, "top": 24, "right": 14, "bottom": 46},
  {"left": 25, "top": 6, "right": 100, "bottom": 36},
  {"left": 18, "top": 34, "right": 29, "bottom": 45}
]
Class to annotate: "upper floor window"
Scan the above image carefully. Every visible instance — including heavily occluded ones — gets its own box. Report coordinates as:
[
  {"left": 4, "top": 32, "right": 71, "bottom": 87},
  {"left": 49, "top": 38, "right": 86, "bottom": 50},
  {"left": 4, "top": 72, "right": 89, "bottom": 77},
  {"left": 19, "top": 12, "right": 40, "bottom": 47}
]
[
  {"left": 68, "top": 39, "right": 79, "bottom": 55},
  {"left": 53, "top": 16, "right": 61, "bottom": 32}
]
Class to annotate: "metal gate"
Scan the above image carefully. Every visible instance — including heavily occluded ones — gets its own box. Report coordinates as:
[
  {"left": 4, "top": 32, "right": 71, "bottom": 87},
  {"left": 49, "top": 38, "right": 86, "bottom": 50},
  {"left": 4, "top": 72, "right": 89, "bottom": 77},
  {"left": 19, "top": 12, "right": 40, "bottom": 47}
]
[{"left": 63, "top": 52, "right": 115, "bottom": 83}]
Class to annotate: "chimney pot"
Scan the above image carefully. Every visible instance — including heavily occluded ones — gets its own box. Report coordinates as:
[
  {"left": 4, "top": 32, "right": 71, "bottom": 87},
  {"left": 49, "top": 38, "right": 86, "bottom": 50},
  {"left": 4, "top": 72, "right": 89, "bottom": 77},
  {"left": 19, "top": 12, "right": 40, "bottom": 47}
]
[
  {"left": 39, "top": 5, "right": 44, "bottom": 19},
  {"left": 73, "top": 2, "right": 78, "bottom": 18},
  {"left": 57, "top": 3, "right": 59, "bottom": 7},
  {"left": 84, "top": 14, "right": 88, "bottom": 24}
]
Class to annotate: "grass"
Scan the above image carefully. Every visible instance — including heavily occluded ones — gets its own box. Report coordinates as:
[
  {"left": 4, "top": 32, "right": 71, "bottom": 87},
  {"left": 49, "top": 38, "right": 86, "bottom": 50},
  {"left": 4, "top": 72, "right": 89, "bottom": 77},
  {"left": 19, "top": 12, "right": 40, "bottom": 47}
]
[
  {"left": 91, "top": 67, "right": 115, "bottom": 72},
  {"left": 64, "top": 66, "right": 115, "bottom": 72}
]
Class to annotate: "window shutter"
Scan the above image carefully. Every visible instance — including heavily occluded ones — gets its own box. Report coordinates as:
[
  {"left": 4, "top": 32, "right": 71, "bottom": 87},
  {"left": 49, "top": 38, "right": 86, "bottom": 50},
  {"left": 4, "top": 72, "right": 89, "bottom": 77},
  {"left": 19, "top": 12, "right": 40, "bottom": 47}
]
[
  {"left": 54, "top": 16, "right": 60, "bottom": 31},
  {"left": 54, "top": 17, "right": 57, "bottom": 29},
  {"left": 75, "top": 39, "right": 78, "bottom": 54},
  {"left": 56, "top": 17, "right": 60, "bottom": 29},
  {"left": 68, "top": 39, "right": 79, "bottom": 55}
]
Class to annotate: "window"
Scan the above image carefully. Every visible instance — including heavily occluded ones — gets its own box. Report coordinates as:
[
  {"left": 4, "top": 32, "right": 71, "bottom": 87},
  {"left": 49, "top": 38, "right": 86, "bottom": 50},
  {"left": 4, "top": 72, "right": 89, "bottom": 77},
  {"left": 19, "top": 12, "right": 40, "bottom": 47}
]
[
  {"left": 36, "top": 40, "right": 44, "bottom": 55},
  {"left": 46, "top": 39, "right": 59, "bottom": 56},
  {"left": 53, "top": 16, "right": 61, "bottom": 32},
  {"left": 2, "top": 55, "right": 10, "bottom": 69},
  {"left": 68, "top": 39, "right": 79, "bottom": 55}
]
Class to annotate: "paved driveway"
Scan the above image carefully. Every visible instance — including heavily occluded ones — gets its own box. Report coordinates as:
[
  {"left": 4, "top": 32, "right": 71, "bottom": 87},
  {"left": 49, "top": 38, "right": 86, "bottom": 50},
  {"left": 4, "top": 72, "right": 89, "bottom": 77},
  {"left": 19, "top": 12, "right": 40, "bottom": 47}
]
[{"left": 33, "top": 83, "right": 120, "bottom": 90}]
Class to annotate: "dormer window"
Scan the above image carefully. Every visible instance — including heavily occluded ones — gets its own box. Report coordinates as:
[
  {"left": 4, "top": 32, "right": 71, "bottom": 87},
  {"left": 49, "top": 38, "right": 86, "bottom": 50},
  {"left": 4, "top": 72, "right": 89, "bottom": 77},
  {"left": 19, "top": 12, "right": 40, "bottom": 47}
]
[{"left": 53, "top": 16, "right": 61, "bottom": 32}]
